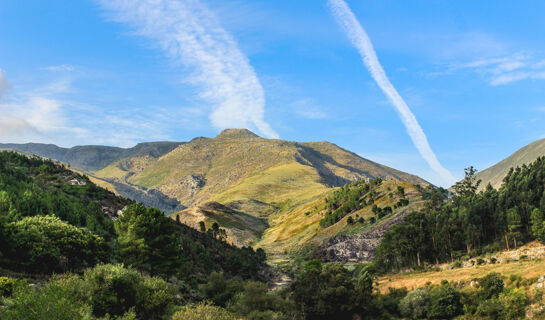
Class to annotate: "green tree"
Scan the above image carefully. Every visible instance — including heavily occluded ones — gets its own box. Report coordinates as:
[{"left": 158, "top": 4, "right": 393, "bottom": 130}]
[
  {"left": 115, "top": 203, "right": 184, "bottom": 276},
  {"left": 427, "top": 282, "right": 463, "bottom": 319},
  {"left": 7, "top": 215, "right": 107, "bottom": 273},
  {"left": 530, "top": 208, "right": 545, "bottom": 243},
  {"left": 506, "top": 208, "right": 523, "bottom": 249},
  {"left": 399, "top": 289, "right": 429, "bottom": 319}
]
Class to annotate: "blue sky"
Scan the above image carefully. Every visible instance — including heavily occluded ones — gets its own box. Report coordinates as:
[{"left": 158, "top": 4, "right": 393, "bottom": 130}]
[{"left": 1, "top": 0, "right": 545, "bottom": 186}]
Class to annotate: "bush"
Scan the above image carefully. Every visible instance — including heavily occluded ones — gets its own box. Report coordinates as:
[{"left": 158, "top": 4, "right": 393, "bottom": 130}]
[
  {"left": 0, "top": 280, "right": 91, "bottom": 320},
  {"left": 82, "top": 264, "right": 176, "bottom": 320},
  {"left": 399, "top": 289, "right": 429, "bottom": 319},
  {"left": 498, "top": 288, "right": 527, "bottom": 320},
  {"left": 427, "top": 283, "right": 463, "bottom": 319},
  {"left": 228, "top": 281, "right": 292, "bottom": 317},
  {"left": 172, "top": 302, "right": 236, "bottom": 320},
  {"left": 480, "top": 273, "right": 504, "bottom": 299},
  {"left": 7, "top": 215, "right": 108, "bottom": 273},
  {"left": 199, "top": 272, "right": 242, "bottom": 307},
  {"left": 0, "top": 277, "right": 19, "bottom": 297}
]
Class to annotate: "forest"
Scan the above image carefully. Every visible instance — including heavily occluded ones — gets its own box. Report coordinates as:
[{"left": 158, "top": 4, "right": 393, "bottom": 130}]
[{"left": 376, "top": 159, "right": 545, "bottom": 272}]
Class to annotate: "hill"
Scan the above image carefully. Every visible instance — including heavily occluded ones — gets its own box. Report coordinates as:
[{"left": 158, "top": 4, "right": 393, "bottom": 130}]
[
  {"left": 0, "top": 151, "right": 267, "bottom": 281},
  {"left": 475, "top": 138, "right": 545, "bottom": 190},
  {"left": 0, "top": 141, "right": 183, "bottom": 171},
  {"left": 1, "top": 129, "right": 429, "bottom": 254}
]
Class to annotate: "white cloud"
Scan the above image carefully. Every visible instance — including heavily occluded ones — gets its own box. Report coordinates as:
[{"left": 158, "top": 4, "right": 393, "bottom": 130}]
[
  {"left": 328, "top": 0, "right": 456, "bottom": 186},
  {"left": 453, "top": 54, "right": 545, "bottom": 86},
  {"left": 42, "top": 65, "right": 75, "bottom": 72},
  {"left": 97, "top": 0, "right": 278, "bottom": 139},
  {"left": 0, "top": 97, "right": 70, "bottom": 142}
]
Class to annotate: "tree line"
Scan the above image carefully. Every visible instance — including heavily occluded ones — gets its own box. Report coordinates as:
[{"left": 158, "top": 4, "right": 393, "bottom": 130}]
[{"left": 376, "top": 158, "right": 545, "bottom": 272}]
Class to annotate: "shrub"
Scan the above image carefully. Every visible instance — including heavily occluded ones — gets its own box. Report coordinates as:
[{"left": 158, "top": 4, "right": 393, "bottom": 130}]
[
  {"left": 228, "top": 281, "right": 292, "bottom": 317},
  {"left": 172, "top": 302, "right": 236, "bottom": 320},
  {"left": 82, "top": 264, "right": 176, "bottom": 320},
  {"left": 0, "top": 277, "right": 19, "bottom": 297},
  {"left": 7, "top": 215, "right": 108, "bottom": 273},
  {"left": 199, "top": 272, "right": 242, "bottom": 307},
  {"left": 427, "top": 283, "right": 463, "bottom": 319},
  {"left": 498, "top": 288, "right": 527, "bottom": 320},
  {"left": 0, "top": 281, "right": 90, "bottom": 320},
  {"left": 399, "top": 289, "right": 429, "bottom": 319},
  {"left": 480, "top": 273, "right": 504, "bottom": 299}
]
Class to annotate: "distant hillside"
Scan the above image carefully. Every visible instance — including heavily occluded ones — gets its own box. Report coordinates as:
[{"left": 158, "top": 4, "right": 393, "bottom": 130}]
[
  {"left": 0, "top": 141, "right": 183, "bottom": 171},
  {"left": 475, "top": 138, "right": 545, "bottom": 190},
  {"left": 94, "top": 129, "right": 429, "bottom": 208}
]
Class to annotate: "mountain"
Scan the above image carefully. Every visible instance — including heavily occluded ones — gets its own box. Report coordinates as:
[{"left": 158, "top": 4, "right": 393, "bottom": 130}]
[
  {"left": 1, "top": 129, "right": 429, "bottom": 253},
  {"left": 0, "top": 141, "right": 183, "bottom": 171},
  {"left": 475, "top": 138, "right": 545, "bottom": 190}
]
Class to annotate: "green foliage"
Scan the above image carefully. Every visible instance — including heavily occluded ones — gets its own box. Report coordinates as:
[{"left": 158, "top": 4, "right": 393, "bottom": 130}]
[
  {"left": 498, "top": 288, "right": 528, "bottom": 320},
  {"left": 0, "top": 277, "right": 19, "bottom": 297},
  {"left": 399, "top": 289, "right": 429, "bottom": 319},
  {"left": 171, "top": 302, "right": 236, "bottom": 320},
  {"left": 7, "top": 215, "right": 108, "bottom": 273},
  {"left": 530, "top": 208, "right": 545, "bottom": 243},
  {"left": 228, "top": 281, "right": 293, "bottom": 318},
  {"left": 0, "top": 264, "right": 175, "bottom": 320},
  {"left": 291, "top": 261, "right": 373, "bottom": 319},
  {"left": 427, "top": 283, "right": 463, "bottom": 319},
  {"left": 320, "top": 179, "right": 383, "bottom": 228},
  {"left": 1, "top": 279, "right": 92, "bottom": 320},
  {"left": 480, "top": 272, "right": 504, "bottom": 299},
  {"left": 199, "top": 272, "right": 243, "bottom": 307},
  {"left": 377, "top": 159, "right": 545, "bottom": 272},
  {"left": 115, "top": 203, "right": 184, "bottom": 277},
  {"left": 0, "top": 152, "right": 123, "bottom": 239}
]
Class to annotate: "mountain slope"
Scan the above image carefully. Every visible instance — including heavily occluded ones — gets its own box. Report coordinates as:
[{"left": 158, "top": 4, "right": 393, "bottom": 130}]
[
  {"left": 94, "top": 129, "right": 429, "bottom": 210},
  {"left": 0, "top": 141, "right": 183, "bottom": 171},
  {"left": 475, "top": 138, "right": 545, "bottom": 190},
  {"left": 1, "top": 129, "right": 430, "bottom": 251}
]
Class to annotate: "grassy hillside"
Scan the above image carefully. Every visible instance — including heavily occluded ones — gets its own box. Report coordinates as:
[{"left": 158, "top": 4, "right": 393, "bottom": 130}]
[
  {"left": 475, "top": 137, "right": 545, "bottom": 190},
  {"left": 95, "top": 129, "right": 428, "bottom": 210},
  {"left": 257, "top": 179, "right": 425, "bottom": 264},
  {"left": 2, "top": 129, "right": 430, "bottom": 258}
]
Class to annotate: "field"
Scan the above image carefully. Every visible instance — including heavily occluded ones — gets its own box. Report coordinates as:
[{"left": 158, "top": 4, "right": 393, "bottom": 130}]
[{"left": 378, "top": 242, "right": 545, "bottom": 293}]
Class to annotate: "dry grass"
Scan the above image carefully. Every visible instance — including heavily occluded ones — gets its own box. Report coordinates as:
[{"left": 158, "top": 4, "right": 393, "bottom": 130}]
[{"left": 378, "top": 243, "right": 545, "bottom": 293}]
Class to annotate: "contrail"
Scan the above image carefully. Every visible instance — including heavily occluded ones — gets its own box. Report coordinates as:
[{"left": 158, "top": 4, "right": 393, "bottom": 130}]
[
  {"left": 97, "top": 0, "right": 278, "bottom": 139},
  {"left": 327, "top": 0, "right": 455, "bottom": 185}
]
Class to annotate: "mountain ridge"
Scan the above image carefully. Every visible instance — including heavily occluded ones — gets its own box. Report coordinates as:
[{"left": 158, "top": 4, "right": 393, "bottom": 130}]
[{"left": 475, "top": 137, "right": 545, "bottom": 190}]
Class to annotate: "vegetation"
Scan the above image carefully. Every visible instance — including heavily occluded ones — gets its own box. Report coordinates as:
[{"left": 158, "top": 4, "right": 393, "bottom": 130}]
[
  {"left": 0, "top": 151, "right": 266, "bottom": 281},
  {"left": 376, "top": 159, "right": 545, "bottom": 271}
]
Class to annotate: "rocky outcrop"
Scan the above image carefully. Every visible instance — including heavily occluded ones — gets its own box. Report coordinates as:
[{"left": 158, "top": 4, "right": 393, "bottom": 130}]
[
  {"left": 111, "top": 181, "right": 185, "bottom": 214},
  {"left": 315, "top": 209, "right": 411, "bottom": 263}
]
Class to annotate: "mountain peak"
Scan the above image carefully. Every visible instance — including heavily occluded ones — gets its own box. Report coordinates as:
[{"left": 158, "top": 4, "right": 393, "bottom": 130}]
[{"left": 216, "top": 128, "right": 259, "bottom": 139}]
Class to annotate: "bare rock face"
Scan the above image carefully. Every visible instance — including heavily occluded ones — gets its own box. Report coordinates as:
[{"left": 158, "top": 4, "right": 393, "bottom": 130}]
[
  {"left": 315, "top": 209, "right": 411, "bottom": 263},
  {"left": 180, "top": 175, "right": 205, "bottom": 195}
]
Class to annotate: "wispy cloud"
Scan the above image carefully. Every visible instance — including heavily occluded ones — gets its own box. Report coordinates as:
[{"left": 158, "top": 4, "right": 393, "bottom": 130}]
[
  {"left": 0, "top": 71, "right": 77, "bottom": 142},
  {"left": 42, "top": 64, "right": 76, "bottom": 72},
  {"left": 97, "top": 0, "right": 278, "bottom": 138},
  {"left": 328, "top": 0, "right": 455, "bottom": 186},
  {"left": 451, "top": 53, "right": 545, "bottom": 85}
]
